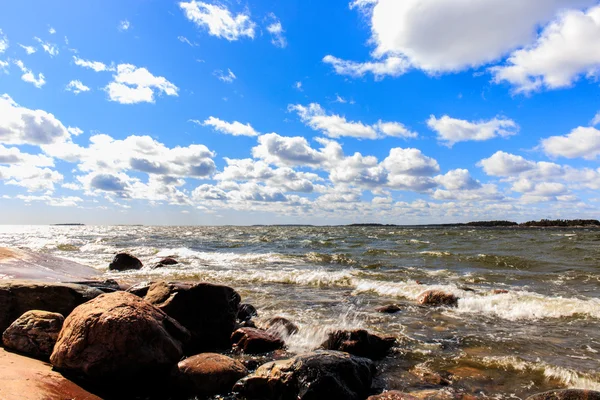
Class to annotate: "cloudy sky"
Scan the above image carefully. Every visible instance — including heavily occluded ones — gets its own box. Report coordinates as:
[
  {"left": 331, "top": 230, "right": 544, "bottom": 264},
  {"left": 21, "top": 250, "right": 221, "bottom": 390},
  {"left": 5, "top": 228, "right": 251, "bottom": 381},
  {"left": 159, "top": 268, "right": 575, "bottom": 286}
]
[{"left": 1, "top": 0, "right": 600, "bottom": 225}]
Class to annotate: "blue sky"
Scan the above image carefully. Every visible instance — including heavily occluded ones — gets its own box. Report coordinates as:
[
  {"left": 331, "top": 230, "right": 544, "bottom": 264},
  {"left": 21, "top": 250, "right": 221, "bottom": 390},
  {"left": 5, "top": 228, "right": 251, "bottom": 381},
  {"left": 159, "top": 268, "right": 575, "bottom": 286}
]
[{"left": 1, "top": 0, "right": 600, "bottom": 225}]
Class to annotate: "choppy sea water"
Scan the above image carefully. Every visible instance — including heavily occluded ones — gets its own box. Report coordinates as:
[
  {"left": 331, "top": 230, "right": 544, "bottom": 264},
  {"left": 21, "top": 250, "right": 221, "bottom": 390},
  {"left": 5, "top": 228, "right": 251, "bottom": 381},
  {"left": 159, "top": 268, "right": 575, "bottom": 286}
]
[{"left": 1, "top": 224, "right": 600, "bottom": 398}]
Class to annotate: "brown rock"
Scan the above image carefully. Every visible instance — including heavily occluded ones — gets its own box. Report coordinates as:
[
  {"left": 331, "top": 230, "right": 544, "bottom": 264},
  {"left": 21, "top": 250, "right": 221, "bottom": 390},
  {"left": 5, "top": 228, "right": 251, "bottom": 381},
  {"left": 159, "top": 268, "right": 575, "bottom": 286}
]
[
  {"left": 369, "top": 391, "right": 421, "bottom": 400},
  {"left": 234, "top": 350, "right": 375, "bottom": 400},
  {"left": 172, "top": 353, "right": 248, "bottom": 397},
  {"left": 264, "top": 316, "right": 299, "bottom": 336},
  {"left": 144, "top": 281, "right": 241, "bottom": 352},
  {"left": 491, "top": 289, "right": 509, "bottom": 295},
  {"left": 0, "top": 347, "right": 101, "bottom": 400},
  {"left": 0, "top": 280, "right": 103, "bottom": 334},
  {"left": 526, "top": 389, "right": 600, "bottom": 400},
  {"left": 50, "top": 291, "right": 190, "bottom": 383},
  {"left": 321, "top": 329, "right": 396, "bottom": 360},
  {"left": 158, "top": 257, "right": 178, "bottom": 265},
  {"left": 231, "top": 327, "right": 285, "bottom": 354},
  {"left": 375, "top": 304, "right": 402, "bottom": 313},
  {"left": 2, "top": 310, "right": 64, "bottom": 359},
  {"left": 108, "top": 252, "right": 142, "bottom": 271},
  {"left": 417, "top": 290, "right": 459, "bottom": 307},
  {"left": 410, "top": 365, "right": 451, "bottom": 386}
]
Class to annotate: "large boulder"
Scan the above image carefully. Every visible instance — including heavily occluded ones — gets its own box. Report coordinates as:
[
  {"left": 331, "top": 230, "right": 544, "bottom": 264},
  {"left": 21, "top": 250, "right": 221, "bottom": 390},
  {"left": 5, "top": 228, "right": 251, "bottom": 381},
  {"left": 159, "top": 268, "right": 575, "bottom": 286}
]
[
  {"left": 108, "top": 252, "right": 143, "bottom": 271},
  {"left": 171, "top": 353, "right": 248, "bottom": 397},
  {"left": 321, "top": 329, "right": 396, "bottom": 360},
  {"left": 144, "top": 281, "right": 241, "bottom": 352},
  {"left": 417, "top": 290, "right": 458, "bottom": 307},
  {"left": 526, "top": 390, "right": 600, "bottom": 400},
  {"left": 2, "top": 310, "right": 64, "bottom": 359},
  {"left": 231, "top": 327, "right": 285, "bottom": 354},
  {"left": 233, "top": 350, "right": 375, "bottom": 400},
  {"left": 50, "top": 291, "right": 190, "bottom": 383},
  {"left": 0, "top": 280, "right": 103, "bottom": 334}
]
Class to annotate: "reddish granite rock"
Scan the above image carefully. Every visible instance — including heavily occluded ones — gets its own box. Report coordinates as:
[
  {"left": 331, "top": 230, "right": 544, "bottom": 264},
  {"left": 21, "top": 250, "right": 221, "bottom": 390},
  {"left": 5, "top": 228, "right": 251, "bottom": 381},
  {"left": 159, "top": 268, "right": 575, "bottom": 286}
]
[
  {"left": 2, "top": 310, "right": 64, "bottom": 359},
  {"left": 321, "top": 329, "right": 396, "bottom": 360},
  {"left": 491, "top": 289, "right": 509, "bottom": 295},
  {"left": 369, "top": 392, "right": 421, "bottom": 400},
  {"left": 50, "top": 291, "right": 190, "bottom": 382},
  {"left": 231, "top": 327, "right": 285, "bottom": 354},
  {"left": 526, "top": 390, "right": 600, "bottom": 400},
  {"left": 172, "top": 353, "right": 248, "bottom": 397},
  {"left": 108, "top": 253, "right": 143, "bottom": 271},
  {"left": 417, "top": 290, "right": 459, "bottom": 307}
]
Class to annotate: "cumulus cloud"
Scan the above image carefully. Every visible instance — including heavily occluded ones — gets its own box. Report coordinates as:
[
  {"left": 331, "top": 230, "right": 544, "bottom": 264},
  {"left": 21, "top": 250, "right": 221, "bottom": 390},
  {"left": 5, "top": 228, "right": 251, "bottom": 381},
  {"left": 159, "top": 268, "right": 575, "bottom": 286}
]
[
  {"left": 19, "top": 44, "right": 36, "bottom": 55},
  {"left": 199, "top": 117, "right": 259, "bottom": 136},
  {"left": 492, "top": 5, "right": 600, "bottom": 93},
  {"left": 66, "top": 80, "right": 91, "bottom": 94},
  {"left": 434, "top": 169, "right": 481, "bottom": 191},
  {"left": 105, "top": 64, "right": 178, "bottom": 104},
  {"left": 267, "top": 15, "right": 287, "bottom": 48},
  {"left": 179, "top": 1, "right": 256, "bottom": 41},
  {"left": 427, "top": 115, "right": 519, "bottom": 146},
  {"left": 73, "top": 56, "right": 114, "bottom": 72},
  {"left": 252, "top": 133, "right": 342, "bottom": 167},
  {"left": 478, "top": 151, "right": 535, "bottom": 176},
  {"left": 290, "top": 103, "right": 417, "bottom": 139},
  {"left": 541, "top": 126, "right": 600, "bottom": 160},
  {"left": 0, "top": 164, "right": 63, "bottom": 192},
  {"left": 14, "top": 60, "right": 45, "bottom": 88},
  {"left": 322, "top": 55, "right": 409, "bottom": 80}
]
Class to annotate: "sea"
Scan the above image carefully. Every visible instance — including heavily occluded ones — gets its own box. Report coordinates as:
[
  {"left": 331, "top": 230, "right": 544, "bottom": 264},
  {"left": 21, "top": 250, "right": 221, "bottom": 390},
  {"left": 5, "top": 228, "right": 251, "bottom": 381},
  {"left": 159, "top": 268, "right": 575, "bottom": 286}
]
[{"left": 1, "top": 224, "right": 599, "bottom": 398}]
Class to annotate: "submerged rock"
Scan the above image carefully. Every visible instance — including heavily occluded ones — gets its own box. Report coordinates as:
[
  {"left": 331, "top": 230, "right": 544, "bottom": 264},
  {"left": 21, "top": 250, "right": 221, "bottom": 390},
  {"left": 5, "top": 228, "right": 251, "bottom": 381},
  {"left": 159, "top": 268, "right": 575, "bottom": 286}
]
[
  {"left": 171, "top": 353, "right": 248, "bottom": 397},
  {"left": 231, "top": 327, "right": 285, "bottom": 354},
  {"left": 417, "top": 290, "right": 459, "bottom": 307},
  {"left": 2, "top": 310, "right": 64, "bottom": 359},
  {"left": 50, "top": 291, "right": 190, "bottom": 383},
  {"left": 108, "top": 252, "right": 143, "bottom": 271},
  {"left": 368, "top": 392, "right": 420, "bottom": 400},
  {"left": 526, "top": 389, "right": 600, "bottom": 400},
  {"left": 321, "top": 329, "right": 396, "bottom": 360},
  {"left": 144, "top": 281, "right": 241, "bottom": 353},
  {"left": 149, "top": 257, "right": 179, "bottom": 269},
  {"left": 234, "top": 350, "right": 375, "bottom": 400},
  {"left": 0, "top": 279, "right": 103, "bottom": 334},
  {"left": 375, "top": 304, "right": 402, "bottom": 314},
  {"left": 264, "top": 316, "right": 299, "bottom": 336}
]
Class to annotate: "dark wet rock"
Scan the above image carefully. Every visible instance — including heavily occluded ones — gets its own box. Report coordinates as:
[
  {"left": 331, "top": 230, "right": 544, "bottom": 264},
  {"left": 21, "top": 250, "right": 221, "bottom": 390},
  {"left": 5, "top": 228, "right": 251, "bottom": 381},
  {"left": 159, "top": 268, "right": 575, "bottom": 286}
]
[
  {"left": 69, "top": 279, "right": 122, "bottom": 293},
  {"left": 0, "top": 280, "right": 103, "bottom": 334},
  {"left": 2, "top": 310, "right": 64, "bottom": 359},
  {"left": 158, "top": 257, "right": 178, "bottom": 266},
  {"left": 234, "top": 350, "right": 375, "bottom": 400},
  {"left": 321, "top": 329, "right": 396, "bottom": 360},
  {"left": 127, "top": 281, "right": 151, "bottom": 297},
  {"left": 236, "top": 319, "right": 258, "bottom": 329},
  {"left": 375, "top": 304, "right": 402, "bottom": 314},
  {"left": 264, "top": 316, "right": 299, "bottom": 336},
  {"left": 231, "top": 327, "right": 285, "bottom": 354},
  {"left": 491, "top": 289, "right": 509, "bottom": 295},
  {"left": 368, "top": 391, "right": 421, "bottom": 400},
  {"left": 458, "top": 286, "right": 476, "bottom": 292},
  {"left": 238, "top": 303, "right": 258, "bottom": 322},
  {"left": 417, "top": 290, "right": 459, "bottom": 307},
  {"left": 50, "top": 291, "right": 190, "bottom": 383},
  {"left": 171, "top": 352, "right": 248, "bottom": 397},
  {"left": 526, "top": 389, "right": 600, "bottom": 400},
  {"left": 144, "top": 281, "right": 241, "bottom": 353},
  {"left": 108, "top": 252, "right": 143, "bottom": 271}
]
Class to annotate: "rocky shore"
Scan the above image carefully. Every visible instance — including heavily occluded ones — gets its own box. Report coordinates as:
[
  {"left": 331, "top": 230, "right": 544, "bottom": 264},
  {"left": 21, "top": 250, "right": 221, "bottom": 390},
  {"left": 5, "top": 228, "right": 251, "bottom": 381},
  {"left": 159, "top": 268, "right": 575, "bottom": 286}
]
[{"left": 0, "top": 247, "right": 597, "bottom": 400}]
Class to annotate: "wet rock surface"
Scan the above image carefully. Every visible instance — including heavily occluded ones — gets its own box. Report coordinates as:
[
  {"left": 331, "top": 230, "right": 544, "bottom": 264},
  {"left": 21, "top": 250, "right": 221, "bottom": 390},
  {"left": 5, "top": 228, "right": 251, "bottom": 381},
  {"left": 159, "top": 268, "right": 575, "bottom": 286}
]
[
  {"left": 376, "top": 304, "right": 402, "bottom": 313},
  {"left": 264, "top": 316, "right": 299, "bottom": 336},
  {"left": 368, "top": 391, "right": 421, "bottom": 400},
  {"left": 231, "top": 327, "right": 285, "bottom": 354},
  {"left": 417, "top": 290, "right": 459, "bottom": 307},
  {"left": 238, "top": 303, "right": 258, "bottom": 322},
  {"left": 526, "top": 390, "right": 600, "bottom": 400},
  {"left": 321, "top": 329, "right": 396, "bottom": 360},
  {"left": 108, "top": 252, "right": 143, "bottom": 271},
  {"left": 2, "top": 310, "right": 64, "bottom": 359}
]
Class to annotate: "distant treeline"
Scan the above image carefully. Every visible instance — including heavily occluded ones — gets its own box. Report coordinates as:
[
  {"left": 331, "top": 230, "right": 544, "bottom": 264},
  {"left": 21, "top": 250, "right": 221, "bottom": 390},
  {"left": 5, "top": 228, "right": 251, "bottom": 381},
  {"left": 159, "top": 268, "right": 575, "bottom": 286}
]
[
  {"left": 465, "top": 221, "right": 518, "bottom": 227},
  {"left": 520, "top": 219, "right": 600, "bottom": 227},
  {"left": 348, "top": 219, "right": 600, "bottom": 228}
]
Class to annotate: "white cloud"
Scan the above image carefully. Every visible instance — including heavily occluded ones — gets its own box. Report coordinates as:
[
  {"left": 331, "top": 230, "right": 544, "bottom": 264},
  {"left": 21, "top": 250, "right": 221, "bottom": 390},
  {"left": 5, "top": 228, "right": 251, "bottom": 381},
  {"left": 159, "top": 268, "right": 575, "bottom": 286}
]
[
  {"left": 214, "top": 69, "right": 236, "bottom": 83},
  {"left": 73, "top": 56, "right": 114, "bottom": 72},
  {"left": 66, "top": 80, "right": 91, "bottom": 94},
  {"left": 541, "top": 126, "right": 600, "bottom": 160},
  {"left": 492, "top": 5, "right": 600, "bottom": 93},
  {"left": 0, "top": 164, "right": 63, "bottom": 192},
  {"left": 19, "top": 44, "right": 36, "bottom": 55},
  {"left": 294, "top": 81, "right": 303, "bottom": 91},
  {"left": 34, "top": 37, "right": 58, "bottom": 57},
  {"left": 0, "top": 94, "right": 71, "bottom": 145},
  {"left": 290, "top": 103, "right": 417, "bottom": 139},
  {"left": 199, "top": 117, "right": 259, "bottom": 137},
  {"left": 0, "top": 29, "right": 8, "bottom": 53},
  {"left": 592, "top": 112, "right": 600, "bottom": 126},
  {"left": 13, "top": 60, "right": 45, "bottom": 88},
  {"left": 178, "top": 36, "right": 197, "bottom": 46},
  {"left": 427, "top": 115, "right": 519, "bottom": 146},
  {"left": 267, "top": 15, "right": 287, "bottom": 48},
  {"left": 0, "top": 60, "right": 8, "bottom": 73},
  {"left": 0, "top": 145, "right": 54, "bottom": 167},
  {"left": 18, "top": 195, "right": 83, "bottom": 208},
  {"left": 478, "top": 151, "right": 535, "bottom": 176},
  {"left": 179, "top": 1, "right": 256, "bottom": 41},
  {"left": 106, "top": 64, "right": 178, "bottom": 104},
  {"left": 119, "top": 20, "right": 131, "bottom": 31},
  {"left": 434, "top": 169, "right": 481, "bottom": 191},
  {"left": 252, "top": 134, "right": 341, "bottom": 167},
  {"left": 323, "top": 55, "right": 409, "bottom": 80},
  {"left": 48, "top": 27, "right": 56, "bottom": 35}
]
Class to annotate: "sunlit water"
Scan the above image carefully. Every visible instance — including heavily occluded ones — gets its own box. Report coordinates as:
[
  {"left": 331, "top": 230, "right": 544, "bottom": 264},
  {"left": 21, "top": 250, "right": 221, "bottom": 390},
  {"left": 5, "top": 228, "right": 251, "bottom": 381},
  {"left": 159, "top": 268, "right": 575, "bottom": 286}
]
[{"left": 1, "top": 225, "right": 600, "bottom": 398}]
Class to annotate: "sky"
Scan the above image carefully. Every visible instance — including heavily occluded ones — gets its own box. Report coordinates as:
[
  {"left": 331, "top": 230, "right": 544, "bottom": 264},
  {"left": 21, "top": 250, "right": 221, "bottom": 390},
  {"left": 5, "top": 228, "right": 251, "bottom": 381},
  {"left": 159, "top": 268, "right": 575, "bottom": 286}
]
[{"left": 0, "top": 0, "right": 600, "bottom": 225}]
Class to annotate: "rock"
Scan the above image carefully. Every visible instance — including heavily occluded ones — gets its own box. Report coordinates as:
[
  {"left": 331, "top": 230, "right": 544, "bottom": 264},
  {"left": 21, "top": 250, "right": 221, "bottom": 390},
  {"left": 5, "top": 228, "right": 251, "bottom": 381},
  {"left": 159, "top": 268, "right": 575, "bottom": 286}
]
[
  {"left": 144, "top": 281, "right": 241, "bottom": 352},
  {"left": 321, "top": 329, "right": 396, "bottom": 360},
  {"left": 417, "top": 290, "right": 459, "bottom": 307},
  {"left": 231, "top": 327, "right": 285, "bottom": 354},
  {"left": 375, "top": 304, "right": 402, "bottom": 314},
  {"left": 171, "top": 353, "right": 248, "bottom": 397},
  {"left": 410, "top": 365, "right": 451, "bottom": 386},
  {"left": 108, "top": 252, "right": 142, "bottom": 271},
  {"left": 0, "top": 347, "right": 101, "bottom": 400},
  {"left": 369, "top": 392, "right": 421, "bottom": 400},
  {"left": 158, "top": 257, "right": 178, "bottom": 265},
  {"left": 50, "top": 291, "right": 190, "bottom": 383},
  {"left": 234, "top": 350, "right": 375, "bottom": 400},
  {"left": 526, "top": 389, "right": 600, "bottom": 400},
  {"left": 69, "top": 279, "right": 122, "bottom": 293},
  {"left": 0, "top": 280, "right": 103, "bottom": 334},
  {"left": 2, "top": 310, "right": 64, "bottom": 359},
  {"left": 238, "top": 303, "right": 258, "bottom": 321},
  {"left": 491, "top": 289, "right": 509, "bottom": 295},
  {"left": 264, "top": 316, "right": 299, "bottom": 336},
  {"left": 127, "top": 281, "right": 151, "bottom": 297}
]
